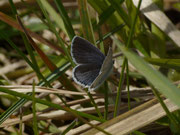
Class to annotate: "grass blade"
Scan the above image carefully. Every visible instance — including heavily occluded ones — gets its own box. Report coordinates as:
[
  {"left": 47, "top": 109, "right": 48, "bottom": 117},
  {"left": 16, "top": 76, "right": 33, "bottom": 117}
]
[
  {"left": 96, "top": 24, "right": 125, "bottom": 45},
  {"left": 0, "top": 62, "right": 70, "bottom": 126},
  {"left": 0, "top": 87, "right": 104, "bottom": 122},
  {"left": 16, "top": 15, "right": 77, "bottom": 93},
  {"left": 114, "top": 0, "right": 142, "bottom": 117},
  {"left": 37, "top": 0, "right": 73, "bottom": 65},
  {"left": 114, "top": 59, "right": 126, "bottom": 117},
  {"left": 7, "top": 0, "right": 43, "bottom": 82},
  {"left": 104, "top": 82, "right": 109, "bottom": 120},
  {"left": 151, "top": 85, "right": 180, "bottom": 132},
  {"left": 54, "top": 0, "right": 75, "bottom": 40},
  {"left": 107, "top": 0, "right": 130, "bottom": 27},
  {"left": 0, "top": 11, "right": 65, "bottom": 54},
  {"left": 40, "top": 0, "right": 68, "bottom": 35},
  {"left": 78, "top": 0, "right": 95, "bottom": 44},
  {"left": 61, "top": 120, "right": 77, "bottom": 135},
  {"left": 0, "top": 87, "right": 113, "bottom": 135},
  {"left": 113, "top": 37, "right": 180, "bottom": 107},
  {"left": 144, "top": 58, "right": 180, "bottom": 70},
  {"left": 32, "top": 81, "right": 39, "bottom": 135},
  {"left": 0, "top": 32, "right": 51, "bottom": 87}
]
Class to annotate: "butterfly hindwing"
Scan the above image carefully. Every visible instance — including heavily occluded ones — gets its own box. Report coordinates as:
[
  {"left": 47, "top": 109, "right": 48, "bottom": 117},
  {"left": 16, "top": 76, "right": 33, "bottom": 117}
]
[
  {"left": 72, "top": 63, "right": 101, "bottom": 87},
  {"left": 71, "top": 36, "right": 105, "bottom": 64}
]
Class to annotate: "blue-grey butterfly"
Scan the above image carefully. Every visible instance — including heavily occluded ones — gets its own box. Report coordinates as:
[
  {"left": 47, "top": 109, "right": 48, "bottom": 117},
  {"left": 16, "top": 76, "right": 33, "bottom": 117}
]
[{"left": 71, "top": 36, "right": 113, "bottom": 91}]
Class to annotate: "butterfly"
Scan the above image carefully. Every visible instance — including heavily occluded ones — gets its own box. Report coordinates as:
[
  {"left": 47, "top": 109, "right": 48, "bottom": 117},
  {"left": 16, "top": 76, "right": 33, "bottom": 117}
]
[{"left": 71, "top": 36, "right": 113, "bottom": 91}]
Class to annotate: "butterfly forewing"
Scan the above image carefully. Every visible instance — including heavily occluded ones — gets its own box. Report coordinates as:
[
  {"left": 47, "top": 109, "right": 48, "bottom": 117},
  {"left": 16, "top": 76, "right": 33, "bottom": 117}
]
[{"left": 71, "top": 36, "right": 105, "bottom": 64}]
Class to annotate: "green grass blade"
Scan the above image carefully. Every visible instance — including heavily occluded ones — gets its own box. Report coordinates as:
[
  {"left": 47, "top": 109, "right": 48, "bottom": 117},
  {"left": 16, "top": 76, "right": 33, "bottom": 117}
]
[
  {"left": 36, "top": 0, "right": 78, "bottom": 92},
  {"left": 54, "top": 0, "right": 75, "bottom": 40},
  {"left": 133, "top": 39, "right": 150, "bottom": 57},
  {"left": 0, "top": 87, "right": 105, "bottom": 123},
  {"left": 61, "top": 120, "right": 77, "bottom": 135},
  {"left": 0, "top": 32, "right": 51, "bottom": 87},
  {"left": 39, "top": 0, "right": 68, "bottom": 36},
  {"left": 92, "top": 5, "right": 115, "bottom": 29},
  {"left": 8, "top": 0, "right": 17, "bottom": 16},
  {"left": 107, "top": 0, "right": 130, "bottom": 27},
  {"left": 113, "top": 37, "right": 180, "bottom": 107},
  {"left": 144, "top": 58, "right": 180, "bottom": 70},
  {"left": 78, "top": 0, "right": 95, "bottom": 44},
  {"left": 38, "top": 62, "right": 71, "bottom": 86},
  {"left": 21, "top": 33, "right": 42, "bottom": 80},
  {"left": 133, "top": 130, "right": 146, "bottom": 135},
  {"left": 96, "top": 24, "right": 125, "bottom": 45},
  {"left": 8, "top": 0, "right": 42, "bottom": 81},
  {"left": 32, "top": 81, "right": 39, "bottom": 135},
  {"left": 126, "top": 0, "right": 142, "bottom": 48},
  {"left": 151, "top": 0, "right": 166, "bottom": 58},
  {"left": 0, "top": 62, "right": 70, "bottom": 125},
  {"left": 97, "top": 20, "right": 104, "bottom": 53},
  {"left": 126, "top": 61, "right": 131, "bottom": 110},
  {"left": 88, "top": 0, "right": 128, "bottom": 42},
  {"left": 37, "top": 0, "right": 73, "bottom": 65},
  {"left": 114, "top": 0, "right": 142, "bottom": 117},
  {"left": 151, "top": 85, "right": 180, "bottom": 132},
  {"left": 86, "top": 90, "right": 103, "bottom": 119},
  {"left": 19, "top": 108, "right": 23, "bottom": 135},
  {"left": 114, "top": 58, "right": 126, "bottom": 117},
  {"left": 104, "top": 82, "right": 109, "bottom": 120}
]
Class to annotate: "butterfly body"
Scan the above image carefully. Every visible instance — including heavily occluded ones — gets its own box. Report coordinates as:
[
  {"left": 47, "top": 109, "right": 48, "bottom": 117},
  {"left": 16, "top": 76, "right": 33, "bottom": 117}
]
[{"left": 71, "top": 36, "right": 113, "bottom": 91}]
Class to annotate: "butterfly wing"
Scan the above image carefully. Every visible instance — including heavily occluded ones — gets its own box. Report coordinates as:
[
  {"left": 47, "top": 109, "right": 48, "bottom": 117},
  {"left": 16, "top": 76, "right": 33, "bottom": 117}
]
[
  {"left": 72, "top": 63, "right": 102, "bottom": 87},
  {"left": 71, "top": 36, "right": 105, "bottom": 64},
  {"left": 89, "top": 48, "right": 113, "bottom": 91}
]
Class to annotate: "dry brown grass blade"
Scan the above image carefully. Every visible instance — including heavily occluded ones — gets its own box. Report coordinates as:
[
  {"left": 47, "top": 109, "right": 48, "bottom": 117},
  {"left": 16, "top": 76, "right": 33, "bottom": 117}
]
[
  {"left": 133, "top": 0, "right": 180, "bottom": 47},
  {"left": 17, "top": 15, "right": 57, "bottom": 70},
  {"left": 0, "top": 85, "right": 102, "bottom": 96},
  {"left": 96, "top": 99, "right": 178, "bottom": 135},
  {"left": 0, "top": 105, "right": 114, "bottom": 128},
  {"left": 1, "top": 85, "right": 153, "bottom": 100},
  {"left": 83, "top": 98, "right": 179, "bottom": 135},
  {"left": 0, "top": 11, "right": 65, "bottom": 54},
  {"left": 1, "top": 85, "right": 153, "bottom": 98},
  {"left": 66, "top": 120, "right": 100, "bottom": 135},
  {"left": 16, "top": 15, "right": 77, "bottom": 91}
]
